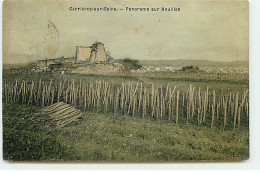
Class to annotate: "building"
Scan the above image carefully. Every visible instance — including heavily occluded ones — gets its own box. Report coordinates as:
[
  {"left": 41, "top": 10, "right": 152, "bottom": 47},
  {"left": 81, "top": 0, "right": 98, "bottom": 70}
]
[
  {"left": 37, "top": 42, "right": 108, "bottom": 67},
  {"left": 37, "top": 59, "right": 56, "bottom": 67},
  {"left": 75, "top": 42, "right": 107, "bottom": 63},
  {"left": 37, "top": 56, "right": 75, "bottom": 67}
]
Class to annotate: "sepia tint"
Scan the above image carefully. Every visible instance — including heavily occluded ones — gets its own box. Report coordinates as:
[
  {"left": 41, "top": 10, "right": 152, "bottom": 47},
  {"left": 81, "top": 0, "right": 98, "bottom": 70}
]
[{"left": 2, "top": 0, "right": 249, "bottom": 161}]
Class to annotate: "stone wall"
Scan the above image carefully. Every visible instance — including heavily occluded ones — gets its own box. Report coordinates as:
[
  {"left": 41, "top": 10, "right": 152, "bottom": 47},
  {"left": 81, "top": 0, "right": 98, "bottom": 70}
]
[
  {"left": 95, "top": 43, "right": 107, "bottom": 62},
  {"left": 76, "top": 46, "right": 92, "bottom": 61},
  {"left": 37, "top": 56, "right": 75, "bottom": 67},
  {"left": 71, "top": 63, "right": 123, "bottom": 75},
  {"left": 55, "top": 57, "right": 65, "bottom": 63},
  {"left": 46, "top": 59, "right": 56, "bottom": 66},
  {"left": 64, "top": 57, "right": 75, "bottom": 63},
  {"left": 37, "top": 60, "right": 47, "bottom": 67}
]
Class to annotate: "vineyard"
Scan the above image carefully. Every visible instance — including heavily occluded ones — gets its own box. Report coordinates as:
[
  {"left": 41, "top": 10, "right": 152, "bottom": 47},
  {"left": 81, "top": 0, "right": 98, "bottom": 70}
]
[{"left": 3, "top": 79, "right": 249, "bottom": 130}]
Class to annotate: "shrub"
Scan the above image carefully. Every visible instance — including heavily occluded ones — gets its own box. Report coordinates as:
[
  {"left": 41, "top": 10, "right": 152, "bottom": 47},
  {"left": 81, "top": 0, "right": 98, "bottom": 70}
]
[{"left": 119, "top": 58, "right": 142, "bottom": 75}]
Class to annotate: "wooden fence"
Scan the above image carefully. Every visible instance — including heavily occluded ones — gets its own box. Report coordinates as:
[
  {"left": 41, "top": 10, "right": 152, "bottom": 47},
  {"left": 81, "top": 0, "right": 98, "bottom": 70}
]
[{"left": 3, "top": 79, "right": 249, "bottom": 130}]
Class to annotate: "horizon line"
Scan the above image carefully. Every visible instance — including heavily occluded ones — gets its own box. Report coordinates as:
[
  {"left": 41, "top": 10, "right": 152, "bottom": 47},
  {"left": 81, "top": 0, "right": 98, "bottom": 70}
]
[{"left": 2, "top": 58, "right": 249, "bottom": 65}]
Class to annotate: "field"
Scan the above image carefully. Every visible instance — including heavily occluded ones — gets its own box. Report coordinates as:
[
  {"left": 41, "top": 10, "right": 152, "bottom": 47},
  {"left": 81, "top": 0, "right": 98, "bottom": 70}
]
[
  {"left": 3, "top": 103, "right": 249, "bottom": 161},
  {"left": 2, "top": 60, "right": 249, "bottom": 161}
]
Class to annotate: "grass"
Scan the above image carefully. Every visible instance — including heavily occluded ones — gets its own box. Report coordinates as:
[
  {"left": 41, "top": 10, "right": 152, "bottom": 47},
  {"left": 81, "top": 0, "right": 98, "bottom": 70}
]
[
  {"left": 55, "top": 112, "right": 249, "bottom": 161},
  {"left": 2, "top": 71, "right": 249, "bottom": 161},
  {"left": 3, "top": 70, "right": 248, "bottom": 103},
  {"left": 60, "top": 73, "right": 249, "bottom": 95},
  {"left": 3, "top": 103, "right": 249, "bottom": 161},
  {"left": 4, "top": 72, "right": 247, "bottom": 96},
  {"left": 60, "top": 73, "right": 248, "bottom": 97},
  {"left": 3, "top": 73, "right": 54, "bottom": 81},
  {"left": 2, "top": 103, "right": 73, "bottom": 161},
  {"left": 138, "top": 76, "right": 248, "bottom": 94}
]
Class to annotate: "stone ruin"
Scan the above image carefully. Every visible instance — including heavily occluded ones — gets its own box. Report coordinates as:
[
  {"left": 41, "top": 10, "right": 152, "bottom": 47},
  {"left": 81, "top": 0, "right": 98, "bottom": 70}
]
[
  {"left": 37, "top": 57, "right": 75, "bottom": 67},
  {"left": 37, "top": 42, "right": 108, "bottom": 67},
  {"left": 75, "top": 42, "right": 107, "bottom": 63}
]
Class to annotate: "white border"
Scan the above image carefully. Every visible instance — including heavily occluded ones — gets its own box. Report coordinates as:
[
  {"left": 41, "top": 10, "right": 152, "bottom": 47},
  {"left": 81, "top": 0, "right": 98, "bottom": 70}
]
[{"left": 1, "top": 0, "right": 260, "bottom": 170}]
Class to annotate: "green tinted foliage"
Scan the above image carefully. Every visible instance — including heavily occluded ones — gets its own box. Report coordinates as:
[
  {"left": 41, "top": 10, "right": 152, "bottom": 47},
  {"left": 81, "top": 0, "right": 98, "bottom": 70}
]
[
  {"left": 3, "top": 103, "right": 249, "bottom": 161},
  {"left": 3, "top": 103, "right": 72, "bottom": 161},
  {"left": 119, "top": 58, "right": 142, "bottom": 75}
]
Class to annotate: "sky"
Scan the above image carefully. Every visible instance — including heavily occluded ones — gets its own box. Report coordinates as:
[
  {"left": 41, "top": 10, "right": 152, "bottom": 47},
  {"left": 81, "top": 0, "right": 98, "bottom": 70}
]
[{"left": 3, "top": 0, "right": 249, "bottom": 64}]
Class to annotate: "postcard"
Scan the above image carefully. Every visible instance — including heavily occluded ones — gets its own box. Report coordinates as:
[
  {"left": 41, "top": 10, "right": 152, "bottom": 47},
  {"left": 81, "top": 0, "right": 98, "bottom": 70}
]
[{"left": 2, "top": 0, "right": 249, "bottom": 161}]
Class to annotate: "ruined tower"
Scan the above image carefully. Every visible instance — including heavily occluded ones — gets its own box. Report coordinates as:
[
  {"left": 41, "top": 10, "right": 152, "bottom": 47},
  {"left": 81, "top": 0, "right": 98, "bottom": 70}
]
[
  {"left": 93, "top": 42, "right": 107, "bottom": 62},
  {"left": 75, "top": 42, "right": 107, "bottom": 63}
]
